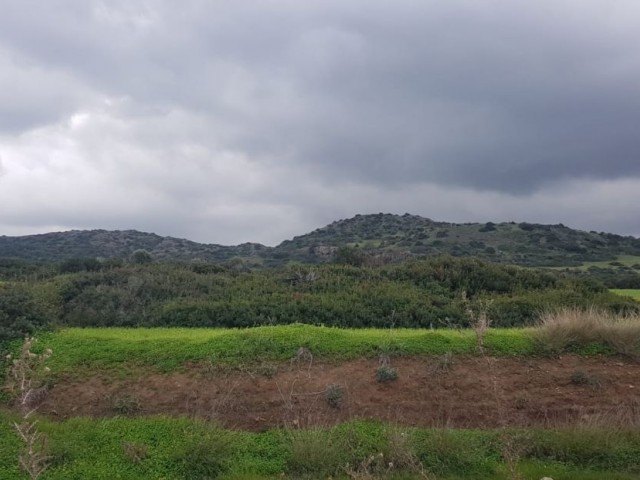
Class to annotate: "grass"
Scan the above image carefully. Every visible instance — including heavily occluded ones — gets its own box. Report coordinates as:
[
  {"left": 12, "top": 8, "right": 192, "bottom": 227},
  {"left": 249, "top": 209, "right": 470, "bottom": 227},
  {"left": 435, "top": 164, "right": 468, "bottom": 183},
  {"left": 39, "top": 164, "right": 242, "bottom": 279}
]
[
  {"left": 33, "top": 325, "right": 538, "bottom": 377},
  {"left": 1, "top": 412, "right": 639, "bottom": 479},
  {"left": 534, "top": 308, "right": 640, "bottom": 357},
  {"left": 5, "top": 311, "right": 640, "bottom": 478},
  {"left": 22, "top": 313, "right": 639, "bottom": 377},
  {"left": 563, "top": 255, "right": 640, "bottom": 271},
  {"left": 611, "top": 289, "right": 640, "bottom": 301}
]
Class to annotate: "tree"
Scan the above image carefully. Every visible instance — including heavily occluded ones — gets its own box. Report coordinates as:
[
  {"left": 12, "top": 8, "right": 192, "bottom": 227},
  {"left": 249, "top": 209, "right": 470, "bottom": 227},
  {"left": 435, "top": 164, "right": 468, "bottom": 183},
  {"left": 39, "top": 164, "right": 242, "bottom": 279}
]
[
  {"left": 131, "top": 249, "right": 152, "bottom": 264},
  {"left": 334, "top": 246, "right": 365, "bottom": 266}
]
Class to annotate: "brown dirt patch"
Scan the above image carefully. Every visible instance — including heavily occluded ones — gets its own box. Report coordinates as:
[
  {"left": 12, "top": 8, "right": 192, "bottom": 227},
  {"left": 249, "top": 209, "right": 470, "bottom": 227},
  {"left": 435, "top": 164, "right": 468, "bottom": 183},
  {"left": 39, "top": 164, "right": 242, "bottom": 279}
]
[{"left": 38, "top": 355, "right": 640, "bottom": 431}]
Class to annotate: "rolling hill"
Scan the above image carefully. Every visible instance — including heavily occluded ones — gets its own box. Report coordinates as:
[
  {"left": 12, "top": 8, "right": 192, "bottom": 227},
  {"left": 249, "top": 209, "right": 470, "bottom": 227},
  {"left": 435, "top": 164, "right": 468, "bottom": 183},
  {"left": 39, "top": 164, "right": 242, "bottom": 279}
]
[{"left": 1, "top": 213, "right": 640, "bottom": 267}]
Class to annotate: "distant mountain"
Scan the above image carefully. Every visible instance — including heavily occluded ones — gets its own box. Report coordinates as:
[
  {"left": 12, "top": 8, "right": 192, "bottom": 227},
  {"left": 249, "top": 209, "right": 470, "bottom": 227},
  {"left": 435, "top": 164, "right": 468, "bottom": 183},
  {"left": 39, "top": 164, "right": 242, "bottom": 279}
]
[
  {"left": 0, "top": 229, "right": 269, "bottom": 264},
  {"left": 274, "top": 213, "right": 640, "bottom": 267},
  {"left": 2, "top": 213, "right": 640, "bottom": 267}
]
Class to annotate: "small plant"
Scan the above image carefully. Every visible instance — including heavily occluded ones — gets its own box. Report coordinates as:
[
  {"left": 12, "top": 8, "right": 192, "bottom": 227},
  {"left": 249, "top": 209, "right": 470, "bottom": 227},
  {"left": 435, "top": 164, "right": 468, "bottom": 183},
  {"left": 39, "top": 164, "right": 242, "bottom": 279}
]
[
  {"left": 462, "top": 292, "right": 493, "bottom": 352},
  {"left": 429, "top": 351, "right": 454, "bottom": 375},
  {"left": 385, "top": 428, "right": 433, "bottom": 479},
  {"left": 122, "top": 441, "right": 148, "bottom": 464},
  {"left": 344, "top": 452, "right": 387, "bottom": 479},
  {"left": 291, "top": 346, "right": 314, "bottom": 377},
  {"left": 500, "top": 430, "right": 530, "bottom": 480},
  {"left": 287, "top": 427, "right": 345, "bottom": 476},
  {"left": 172, "top": 428, "right": 232, "bottom": 479},
  {"left": 325, "top": 383, "right": 346, "bottom": 409},
  {"left": 376, "top": 365, "right": 398, "bottom": 383},
  {"left": 570, "top": 370, "right": 603, "bottom": 389},
  {"left": 255, "top": 362, "right": 278, "bottom": 378},
  {"left": 6, "top": 336, "right": 53, "bottom": 480},
  {"left": 111, "top": 393, "right": 142, "bottom": 415}
]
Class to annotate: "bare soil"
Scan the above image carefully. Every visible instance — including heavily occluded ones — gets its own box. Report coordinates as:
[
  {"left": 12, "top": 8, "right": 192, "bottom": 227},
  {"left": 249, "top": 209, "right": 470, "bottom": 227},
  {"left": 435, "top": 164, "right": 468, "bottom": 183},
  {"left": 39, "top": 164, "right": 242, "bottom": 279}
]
[{"left": 39, "top": 355, "right": 640, "bottom": 431}]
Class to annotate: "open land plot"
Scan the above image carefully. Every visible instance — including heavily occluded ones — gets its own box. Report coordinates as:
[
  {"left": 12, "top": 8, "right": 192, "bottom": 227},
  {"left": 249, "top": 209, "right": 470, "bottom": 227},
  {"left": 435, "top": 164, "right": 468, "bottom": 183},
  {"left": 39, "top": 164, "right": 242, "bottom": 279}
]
[
  {"left": 611, "top": 289, "right": 640, "bottom": 301},
  {"left": 2, "top": 319, "right": 640, "bottom": 479}
]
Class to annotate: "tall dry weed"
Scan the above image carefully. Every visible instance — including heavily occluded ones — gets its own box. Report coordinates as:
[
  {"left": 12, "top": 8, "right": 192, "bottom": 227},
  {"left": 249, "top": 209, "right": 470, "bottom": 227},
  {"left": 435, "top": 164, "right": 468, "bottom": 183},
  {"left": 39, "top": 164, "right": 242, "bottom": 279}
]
[
  {"left": 6, "top": 337, "right": 53, "bottom": 480},
  {"left": 534, "top": 307, "right": 640, "bottom": 356}
]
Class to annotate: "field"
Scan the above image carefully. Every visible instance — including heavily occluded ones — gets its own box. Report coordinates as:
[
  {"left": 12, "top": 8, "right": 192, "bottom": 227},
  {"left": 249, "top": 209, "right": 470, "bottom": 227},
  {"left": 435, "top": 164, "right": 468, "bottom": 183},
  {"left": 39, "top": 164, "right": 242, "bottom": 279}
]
[
  {"left": 2, "top": 314, "right": 640, "bottom": 479},
  {"left": 611, "top": 289, "right": 640, "bottom": 301}
]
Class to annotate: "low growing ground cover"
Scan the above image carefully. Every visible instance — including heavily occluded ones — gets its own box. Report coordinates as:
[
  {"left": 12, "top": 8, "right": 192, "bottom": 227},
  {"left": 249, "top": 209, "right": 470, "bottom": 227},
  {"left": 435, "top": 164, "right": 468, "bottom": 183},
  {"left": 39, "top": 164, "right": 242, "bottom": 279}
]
[
  {"left": 611, "top": 289, "right": 640, "bottom": 301},
  {"left": 27, "top": 325, "right": 538, "bottom": 376},
  {"left": 19, "top": 308, "right": 640, "bottom": 378},
  {"left": 1, "top": 413, "right": 639, "bottom": 479},
  {"left": 2, "top": 310, "right": 640, "bottom": 479}
]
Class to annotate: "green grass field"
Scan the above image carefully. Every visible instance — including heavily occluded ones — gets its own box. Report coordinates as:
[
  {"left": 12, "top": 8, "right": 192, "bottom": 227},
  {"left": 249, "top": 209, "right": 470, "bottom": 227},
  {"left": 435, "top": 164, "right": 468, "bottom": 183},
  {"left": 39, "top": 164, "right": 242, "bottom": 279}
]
[
  {"left": 1, "top": 413, "right": 639, "bottom": 480},
  {"left": 3, "top": 317, "right": 639, "bottom": 479},
  {"left": 545, "top": 255, "right": 640, "bottom": 271},
  {"left": 23, "top": 325, "right": 542, "bottom": 376},
  {"left": 611, "top": 289, "right": 640, "bottom": 301},
  {"left": 9, "top": 320, "right": 628, "bottom": 378},
  {"left": 574, "top": 255, "right": 640, "bottom": 271}
]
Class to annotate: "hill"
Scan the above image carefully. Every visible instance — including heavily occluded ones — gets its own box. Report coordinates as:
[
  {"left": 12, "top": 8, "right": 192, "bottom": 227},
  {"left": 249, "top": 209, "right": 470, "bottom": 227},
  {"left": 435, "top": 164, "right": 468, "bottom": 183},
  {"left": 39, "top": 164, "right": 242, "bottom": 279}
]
[
  {"left": 2, "top": 213, "right": 640, "bottom": 267},
  {"left": 277, "top": 213, "right": 640, "bottom": 266},
  {"left": 0, "top": 229, "right": 269, "bottom": 264}
]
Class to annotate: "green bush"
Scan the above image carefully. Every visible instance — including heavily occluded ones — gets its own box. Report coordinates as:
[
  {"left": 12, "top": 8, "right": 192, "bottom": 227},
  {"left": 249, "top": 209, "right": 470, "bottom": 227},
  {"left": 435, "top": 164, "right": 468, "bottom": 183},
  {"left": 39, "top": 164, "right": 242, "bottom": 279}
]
[{"left": 376, "top": 365, "right": 399, "bottom": 383}]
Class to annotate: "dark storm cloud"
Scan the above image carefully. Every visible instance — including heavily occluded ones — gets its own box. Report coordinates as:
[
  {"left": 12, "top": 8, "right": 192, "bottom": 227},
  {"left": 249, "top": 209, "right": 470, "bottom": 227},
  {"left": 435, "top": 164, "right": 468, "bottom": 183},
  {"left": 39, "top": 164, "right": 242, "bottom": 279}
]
[
  {"left": 3, "top": 0, "right": 639, "bottom": 192},
  {"left": 1, "top": 0, "right": 639, "bottom": 242}
]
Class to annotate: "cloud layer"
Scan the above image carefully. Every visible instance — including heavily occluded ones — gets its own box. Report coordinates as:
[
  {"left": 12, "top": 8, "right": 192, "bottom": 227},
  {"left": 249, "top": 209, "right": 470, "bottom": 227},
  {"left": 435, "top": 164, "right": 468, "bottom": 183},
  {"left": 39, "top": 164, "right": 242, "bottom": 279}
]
[{"left": 1, "top": 0, "right": 639, "bottom": 244}]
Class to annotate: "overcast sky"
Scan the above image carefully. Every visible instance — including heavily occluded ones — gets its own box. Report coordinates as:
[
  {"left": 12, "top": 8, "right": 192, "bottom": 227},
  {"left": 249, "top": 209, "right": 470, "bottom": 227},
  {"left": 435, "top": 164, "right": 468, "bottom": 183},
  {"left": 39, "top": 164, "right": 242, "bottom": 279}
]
[{"left": 1, "top": 1, "right": 639, "bottom": 245}]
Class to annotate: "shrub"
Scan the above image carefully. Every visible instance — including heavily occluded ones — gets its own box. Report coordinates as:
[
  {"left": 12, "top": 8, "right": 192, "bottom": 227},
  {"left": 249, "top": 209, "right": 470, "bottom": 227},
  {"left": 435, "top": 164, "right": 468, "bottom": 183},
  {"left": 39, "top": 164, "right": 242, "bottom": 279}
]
[
  {"left": 570, "top": 370, "right": 603, "bottom": 389},
  {"left": 376, "top": 365, "right": 398, "bottom": 383},
  {"left": 429, "top": 352, "right": 454, "bottom": 375},
  {"left": 325, "top": 384, "right": 346, "bottom": 409},
  {"left": 110, "top": 394, "right": 142, "bottom": 415}
]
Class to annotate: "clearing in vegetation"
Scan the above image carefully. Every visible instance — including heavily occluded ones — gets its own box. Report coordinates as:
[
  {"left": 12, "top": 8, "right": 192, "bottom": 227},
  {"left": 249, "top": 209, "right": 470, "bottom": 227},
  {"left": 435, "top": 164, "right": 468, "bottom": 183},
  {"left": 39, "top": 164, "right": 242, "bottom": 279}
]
[{"left": 611, "top": 289, "right": 640, "bottom": 301}]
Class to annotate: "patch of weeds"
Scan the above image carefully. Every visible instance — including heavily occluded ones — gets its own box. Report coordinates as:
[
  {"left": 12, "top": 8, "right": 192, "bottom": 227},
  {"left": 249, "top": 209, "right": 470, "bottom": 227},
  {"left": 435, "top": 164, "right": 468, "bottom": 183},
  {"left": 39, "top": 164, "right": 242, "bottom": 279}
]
[
  {"left": 7, "top": 336, "right": 53, "bottom": 480},
  {"left": 200, "top": 359, "right": 218, "bottom": 378},
  {"left": 286, "top": 427, "right": 346, "bottom": 476},
  {"left": 513, "top": 393, "right": 531, "bottom": 410},
  {"left": 412, "top": 429, "right": 498, "bottom": 478},
  {"left": 344, "top": 452, "right": 388, "bottom": 479},
  {"left": 325, "top": 384, "right": 346, "bottom": 409},
  {"left": 384, "top": 428, "right": 432, "bottom": 478},
  {"left": 500, "top": 430, "right": 532, "bottom": 480},
  {"left": 110, "top": 393, "right": 142, "bottom": 415},
  {"left": 122, "top": 441, "right": 148, "bottom": 464},
  {"left": 172, "top": 428, "right": 232, "bottom": 479},
  {"left": 570, "top": 370, "right": 603, "bottom": 389},
  {"left": 534, "top": 308, "right": 640, "bottom": 357},
  {"left": 462, "top": 292, "right": 493, "bottom": 353},
  {"left": 376, "top": 365, "right": 399, "bottom": 383},
  {"left": 255, "top": 362, "right": 278, "bottom": 378},
  {"left": 429, "top": 351, "right": 454, "bottom": 375}
]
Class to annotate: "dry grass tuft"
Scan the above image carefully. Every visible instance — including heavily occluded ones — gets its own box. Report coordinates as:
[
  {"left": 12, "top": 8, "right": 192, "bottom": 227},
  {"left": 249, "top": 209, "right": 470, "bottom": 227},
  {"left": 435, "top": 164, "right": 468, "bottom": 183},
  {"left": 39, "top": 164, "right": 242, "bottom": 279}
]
[{"left": 533, "top": 307, "right": 640, "bottom": 357}]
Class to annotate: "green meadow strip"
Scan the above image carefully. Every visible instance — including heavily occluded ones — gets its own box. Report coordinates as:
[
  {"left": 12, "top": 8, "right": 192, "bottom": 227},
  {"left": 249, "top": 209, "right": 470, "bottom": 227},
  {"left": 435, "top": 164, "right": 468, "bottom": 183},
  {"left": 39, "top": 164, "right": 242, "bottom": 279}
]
[
  {"left": 36, "top": 325, "right": 539, "bottom": 375},
  {"left": 1, "top": 413, "right": 639, "bottom": 479},
  {"left": 610, "top": 289, "right": 640, "bottom": 301}
]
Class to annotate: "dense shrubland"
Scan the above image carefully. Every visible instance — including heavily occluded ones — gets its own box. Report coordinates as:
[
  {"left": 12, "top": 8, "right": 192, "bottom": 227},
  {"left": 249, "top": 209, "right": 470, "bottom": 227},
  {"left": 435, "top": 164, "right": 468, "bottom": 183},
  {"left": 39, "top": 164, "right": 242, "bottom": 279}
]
[{"left": 1, "top": 257, "right": 638, "bottom": 344}]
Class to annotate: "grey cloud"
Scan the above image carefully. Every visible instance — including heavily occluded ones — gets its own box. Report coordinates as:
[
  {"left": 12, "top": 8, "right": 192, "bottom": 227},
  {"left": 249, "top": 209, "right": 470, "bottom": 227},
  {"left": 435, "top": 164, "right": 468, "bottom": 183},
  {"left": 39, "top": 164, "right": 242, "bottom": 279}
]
[{"left": 1, "top": 0, "right": 640, "bottom": 242}]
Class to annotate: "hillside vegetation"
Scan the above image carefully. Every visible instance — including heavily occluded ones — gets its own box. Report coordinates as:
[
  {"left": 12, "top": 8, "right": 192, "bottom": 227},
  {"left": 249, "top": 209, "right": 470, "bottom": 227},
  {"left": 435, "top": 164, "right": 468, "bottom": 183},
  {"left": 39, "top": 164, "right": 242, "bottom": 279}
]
[
  {"left": 2, "top": 257, "right": 639, "bottom": 343},
  {"left": 2, "top": 213, "right": 640, "bottom": 267}
]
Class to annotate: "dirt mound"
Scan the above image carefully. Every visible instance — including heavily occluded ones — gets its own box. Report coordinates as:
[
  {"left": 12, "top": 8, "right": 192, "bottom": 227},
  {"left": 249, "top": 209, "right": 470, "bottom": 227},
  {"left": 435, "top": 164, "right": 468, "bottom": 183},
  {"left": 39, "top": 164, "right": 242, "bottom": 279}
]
[{"left": 40, "top": 355, "right": 640, "bottom": 431}]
